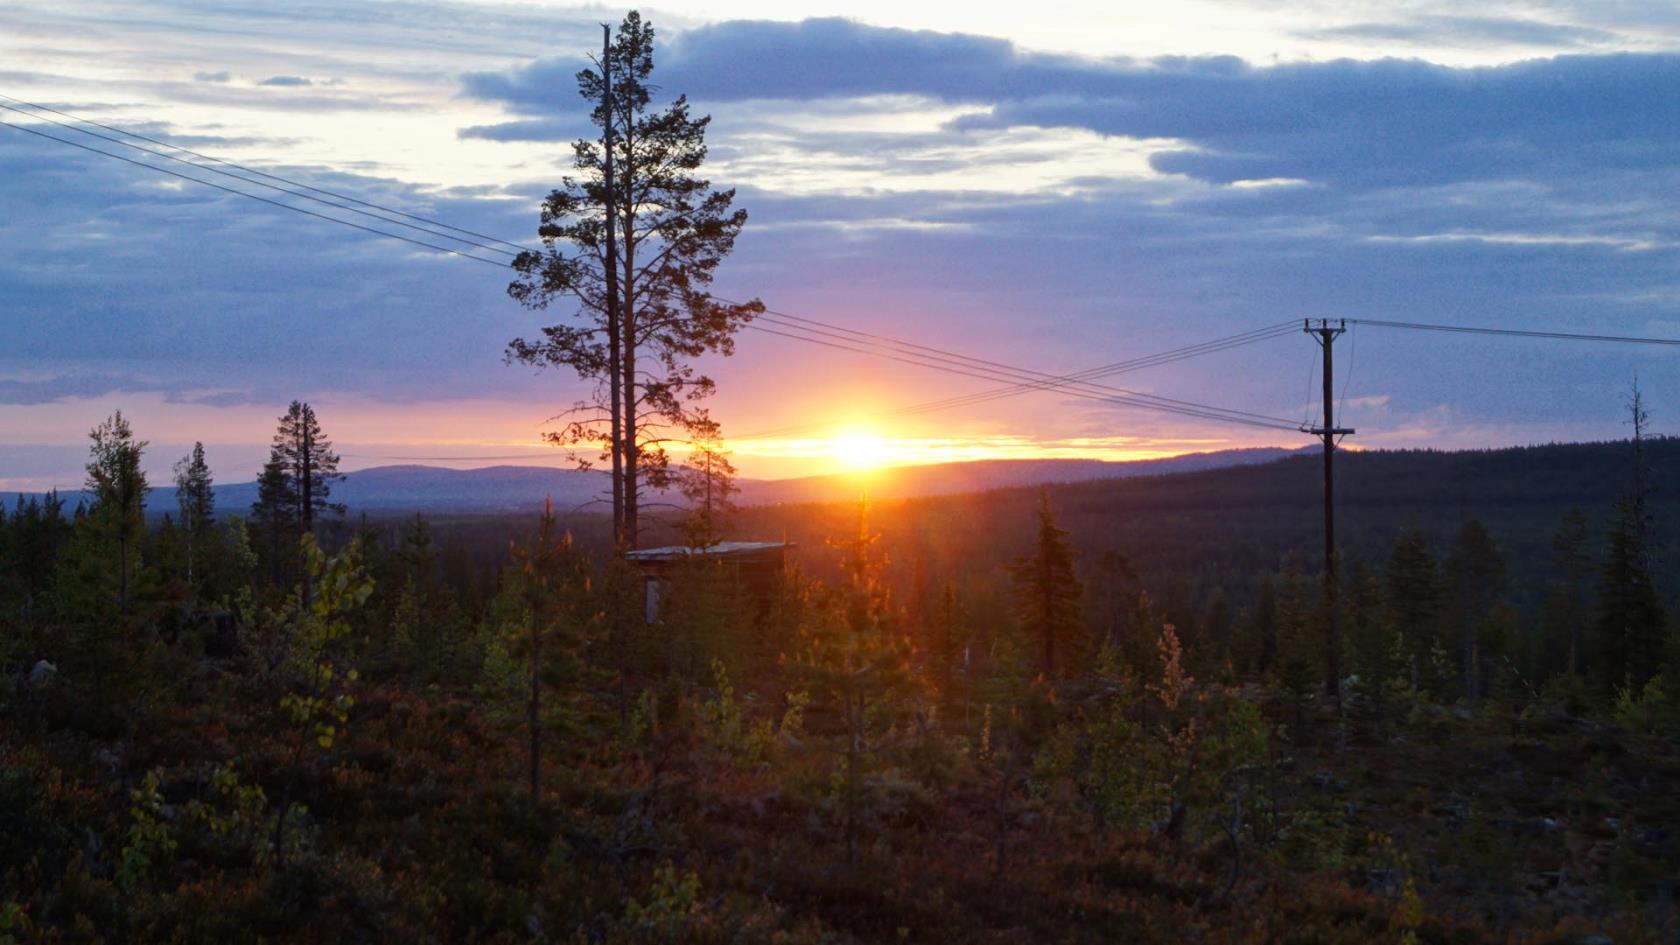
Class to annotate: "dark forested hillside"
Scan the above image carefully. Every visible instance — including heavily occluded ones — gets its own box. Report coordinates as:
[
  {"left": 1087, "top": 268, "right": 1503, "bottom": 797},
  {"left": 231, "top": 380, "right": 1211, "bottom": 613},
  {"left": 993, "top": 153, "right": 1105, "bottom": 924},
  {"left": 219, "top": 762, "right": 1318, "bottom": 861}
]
[
  {"left": 722, "top": 438, "right": 1680, "bottom": 599},
  {"left": 6, "top": 423, "right": 1680, "bottom": 943}
]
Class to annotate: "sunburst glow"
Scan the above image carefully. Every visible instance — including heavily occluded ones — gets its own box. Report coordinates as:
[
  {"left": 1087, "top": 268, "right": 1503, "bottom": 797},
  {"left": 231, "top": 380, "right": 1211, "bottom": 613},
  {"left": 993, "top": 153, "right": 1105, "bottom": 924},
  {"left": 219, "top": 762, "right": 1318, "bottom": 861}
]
[{"left": 831, "top": 429, "right": 888, "bottom": 471}]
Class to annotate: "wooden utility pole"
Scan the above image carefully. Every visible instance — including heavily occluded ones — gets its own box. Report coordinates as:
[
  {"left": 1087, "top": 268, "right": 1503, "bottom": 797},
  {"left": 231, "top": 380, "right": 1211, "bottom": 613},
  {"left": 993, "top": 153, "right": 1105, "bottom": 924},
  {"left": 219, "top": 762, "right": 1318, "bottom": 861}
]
[{"left": 1303, "top": 319, "right": 1353, "bottom": 707}]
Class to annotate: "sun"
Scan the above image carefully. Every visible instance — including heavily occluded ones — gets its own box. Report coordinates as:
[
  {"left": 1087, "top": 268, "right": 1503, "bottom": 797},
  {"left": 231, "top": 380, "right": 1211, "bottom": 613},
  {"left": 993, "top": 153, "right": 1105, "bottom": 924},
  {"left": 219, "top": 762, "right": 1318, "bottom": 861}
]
[{"left": 831, "top": 430, "right": 887, "bottom": 472}]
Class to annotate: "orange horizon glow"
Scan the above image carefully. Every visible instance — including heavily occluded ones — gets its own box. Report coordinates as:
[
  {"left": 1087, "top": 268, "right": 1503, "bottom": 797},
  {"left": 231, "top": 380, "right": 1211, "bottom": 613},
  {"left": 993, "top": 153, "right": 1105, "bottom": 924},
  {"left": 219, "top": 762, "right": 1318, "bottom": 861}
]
[
  {"left": 0, "top": 389, "right": 1302, "bottom": 490},
  {"left": 728, "top": 430, "right": 1246, "bottom": 478}
]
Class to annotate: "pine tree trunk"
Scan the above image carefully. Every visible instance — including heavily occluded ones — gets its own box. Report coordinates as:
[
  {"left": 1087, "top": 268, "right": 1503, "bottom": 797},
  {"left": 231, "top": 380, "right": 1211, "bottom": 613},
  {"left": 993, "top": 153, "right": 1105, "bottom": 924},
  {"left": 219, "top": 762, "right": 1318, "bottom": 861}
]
[
  {"left": 600, "top": 25, "right": 625, "bottom": 547},
  {"left": 619, "top": 120, "right": 639, "bottom": 550},
  {"left": 608, "top": 322, "right": 624, "bottom": 544},
  {"left": 300, "top": 421, "right": 313, "bottom": 609},
  {"left": 623, "top": 334, "right": 638, "bottom": 549}
]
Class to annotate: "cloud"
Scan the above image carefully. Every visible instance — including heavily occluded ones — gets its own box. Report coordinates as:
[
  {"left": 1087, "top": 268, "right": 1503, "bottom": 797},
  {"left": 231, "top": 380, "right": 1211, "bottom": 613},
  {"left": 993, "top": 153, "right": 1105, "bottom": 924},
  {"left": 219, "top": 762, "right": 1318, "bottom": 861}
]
[
  {"left": 464, "top": 19, "right": 1680, "bottom": 194},
  {"left": 0, "top": 374, "right": 141, "bottom": 405},
  {"left": 1303, "top": 15, "right": 1619, "bottom": 49},
  {"left": 193, "top": 70, "right": 230, "bottom": 83},
  {"left": 959, "top": 54, "right": 1680, "bottom": 190},
  {"left": 256, "top": 75, "right": 314, "bottom": 87},
  {"left": 0, "top": 129, "right": 557, "bottom": 409},
  {"left": 456, "top": 117, "right": 591, "bottom": 143},
  {"left": 462, "top": 18, "right": 1059, "bottom": 111},
  {"left": 0, "top": 373, "right": 264, "bottom": 407}
]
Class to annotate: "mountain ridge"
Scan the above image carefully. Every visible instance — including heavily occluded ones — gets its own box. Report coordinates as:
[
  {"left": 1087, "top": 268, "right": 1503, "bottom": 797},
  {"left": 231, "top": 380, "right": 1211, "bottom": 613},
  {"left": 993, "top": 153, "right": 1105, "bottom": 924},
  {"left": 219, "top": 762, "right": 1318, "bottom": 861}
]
[{"left": 3, "top": 446, "right": 1311, "bottom": 515}]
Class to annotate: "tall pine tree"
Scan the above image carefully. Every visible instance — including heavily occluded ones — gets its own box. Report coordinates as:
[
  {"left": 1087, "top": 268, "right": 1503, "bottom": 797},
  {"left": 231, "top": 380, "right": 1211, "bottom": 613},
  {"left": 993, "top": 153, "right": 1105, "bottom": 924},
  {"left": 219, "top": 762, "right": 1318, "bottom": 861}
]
[
  {"left": 273, "top": 401, "right": 344, "bottom": 537},
  {"left": 507, "top": 11, "right": 763, "bottom": 547}
]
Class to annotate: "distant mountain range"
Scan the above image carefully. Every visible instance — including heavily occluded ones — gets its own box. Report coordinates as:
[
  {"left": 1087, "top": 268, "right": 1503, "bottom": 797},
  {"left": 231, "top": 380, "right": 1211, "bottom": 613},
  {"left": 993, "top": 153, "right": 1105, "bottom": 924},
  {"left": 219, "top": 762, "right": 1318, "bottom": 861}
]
[
  {"left": 737, "top": 448, "right": 1310, "bottom": 504},
  {"left": 4, "top": 447, "right": 1311, "bottom": 516}
]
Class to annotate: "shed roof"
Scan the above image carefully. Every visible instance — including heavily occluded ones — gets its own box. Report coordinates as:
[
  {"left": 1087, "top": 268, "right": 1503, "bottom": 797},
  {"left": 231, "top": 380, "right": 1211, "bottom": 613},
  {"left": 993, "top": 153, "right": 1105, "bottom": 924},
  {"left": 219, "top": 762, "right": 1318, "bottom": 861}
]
[{"left": 624, "top": 541, "right": 793, "bottom": 563}]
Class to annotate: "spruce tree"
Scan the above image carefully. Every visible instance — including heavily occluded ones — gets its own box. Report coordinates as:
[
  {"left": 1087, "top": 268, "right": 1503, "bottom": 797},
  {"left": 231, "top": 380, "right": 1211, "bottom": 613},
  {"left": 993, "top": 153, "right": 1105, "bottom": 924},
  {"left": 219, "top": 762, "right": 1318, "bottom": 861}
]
[
  {"left": 1346, "top": 558, "right": 1403, "bottom": 727},
  {"left": 1090, "top": 549, "right": 1140, "bottom": 657},
  {"left": 1202, "top": 590, "right": 1233, "bottom": 677},
  {"left": 1249, "top": 576, "right": 1278, "bottom": 676},
  {"left": 1009, "top": 491, "right": 1084, "bottom": 679},
  {"left": 1445, "top": 520, "right": 1505, "bottom": 704},
  {"left": 84, "top": 411, "right": 148, "bottom": 615},
  {"left": 5, "top": 493, "right": 69, "bottom": 621},
  {"left": 507, "top": 500, "right": 592, "bottom": 801},
  {"left": 676, "top": 436, "right": 738, "bottom": 548},
  {"left": 1543, "top": 508, "right": 1592, "bottom": 679},
  {"left": 273, "top": 401, "right": 345, "bottom": 536},
  {"left": 1594, "top": 383, "right": 1666, "bottom": 702},
  {"left": 1384, "top": 528, "right": 1443, "bottom": 693},
  {"left": 1595, "top": 500, "right": 1665, "bottom": 700},
  {"left": 172, "top": 441, "right": 215, "bottom": 587},
  {"left": 507, "top": 11, "right": 763, "bottom": 547},
  {"left": 932, "top": 580, "right": 966, "bottom": 698},
  {"left": 1273, "top": 555, "right": 1322, "bottom": 714},
  {"left": 251, "top": 451, "right": 298, "bottom": 587},
  {"left": 796, "top": 497, "right": 912, "bottom": 863}
]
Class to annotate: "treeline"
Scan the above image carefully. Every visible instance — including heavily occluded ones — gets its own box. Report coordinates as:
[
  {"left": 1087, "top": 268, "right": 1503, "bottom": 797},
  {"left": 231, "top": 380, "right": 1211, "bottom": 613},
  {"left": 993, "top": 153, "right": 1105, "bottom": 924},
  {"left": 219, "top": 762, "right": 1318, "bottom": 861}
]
[
  {"left": 3, "top": 401, "right": 1680, "bottom": 941},
  {"left": 724, "top": 432, "right": 1680, "bottom": 599}
]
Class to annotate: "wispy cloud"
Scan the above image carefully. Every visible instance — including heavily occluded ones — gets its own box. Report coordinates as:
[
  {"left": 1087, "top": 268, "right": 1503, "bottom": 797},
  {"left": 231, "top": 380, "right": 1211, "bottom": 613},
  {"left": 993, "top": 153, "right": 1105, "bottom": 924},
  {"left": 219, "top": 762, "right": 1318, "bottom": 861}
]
[{"left": 1302, "top": 15, "right": 1620, "bottom": 50}]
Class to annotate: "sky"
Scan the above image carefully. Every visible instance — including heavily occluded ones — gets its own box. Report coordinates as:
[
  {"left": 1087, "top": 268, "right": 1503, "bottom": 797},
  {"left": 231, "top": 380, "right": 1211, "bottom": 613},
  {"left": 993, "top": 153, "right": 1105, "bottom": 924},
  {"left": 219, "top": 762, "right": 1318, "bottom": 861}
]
[{"left": 4, "top": 0, "right": 1680, "bottom": 489}]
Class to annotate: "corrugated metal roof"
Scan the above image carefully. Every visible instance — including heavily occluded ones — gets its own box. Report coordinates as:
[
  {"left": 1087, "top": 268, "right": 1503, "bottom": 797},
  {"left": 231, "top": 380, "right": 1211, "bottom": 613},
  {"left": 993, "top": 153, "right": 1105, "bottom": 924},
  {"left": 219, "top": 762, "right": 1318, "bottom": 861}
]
[{"left": 624, "top": 541, "right": 792, "bottom": 561}]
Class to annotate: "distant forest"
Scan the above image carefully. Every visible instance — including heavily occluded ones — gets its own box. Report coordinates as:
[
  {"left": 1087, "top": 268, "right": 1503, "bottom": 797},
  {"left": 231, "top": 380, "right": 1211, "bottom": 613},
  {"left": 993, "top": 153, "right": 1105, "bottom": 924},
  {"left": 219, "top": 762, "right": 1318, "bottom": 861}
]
[
  {"left": 6, "top": 404, "right": 1678, "bottom": 941},
  {"left": 366, "top": 435, "right": 1680, "bottom": 621}
]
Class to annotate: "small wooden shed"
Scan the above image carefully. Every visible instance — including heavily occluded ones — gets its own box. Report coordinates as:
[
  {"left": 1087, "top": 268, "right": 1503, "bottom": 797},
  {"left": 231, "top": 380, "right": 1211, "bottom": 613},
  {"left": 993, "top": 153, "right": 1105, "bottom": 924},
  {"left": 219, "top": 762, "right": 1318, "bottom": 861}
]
[{"left": 624, "top": 541, "right": 794, "bottom": 623}]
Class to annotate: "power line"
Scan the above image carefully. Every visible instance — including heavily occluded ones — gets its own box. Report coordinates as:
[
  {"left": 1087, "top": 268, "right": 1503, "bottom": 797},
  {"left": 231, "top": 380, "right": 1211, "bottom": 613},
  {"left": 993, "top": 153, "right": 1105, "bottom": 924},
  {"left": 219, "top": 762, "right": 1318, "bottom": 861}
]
[
  {"left": 732, "top": 322, "right": 1299, "bottom": 439},
  {"left": 749, "top": 321, "right": 1299, "bottom": 428},
  {"left": 752, "top": 313, "right": 1298, "bottom": 426},
  {"left": 0, "top": 99, "right": 525, "bottom": 258},
  {"left": 743, "top": 323, "right": 1302, "bottom": 431},
  {"left": 0, "top": 94, "right": 532, "bottom": 256},
  {"left": 0, "top": 95, "right": 1289, "bottom": 411},
  {"left": 1, "top": 101, "right": 1301, "bottom": 433},
  {"left": 1352, "top": 318, "right": 1680, "bottom": 347},
  {"left": 0, "top": 118, "right": 514, "bottom": 266},
  {"left": 888, "top": 325, "right": 1297, "bottom": 417},
  {"left": 0, "top": 94, "right": 1283, "bottom": 397}
]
